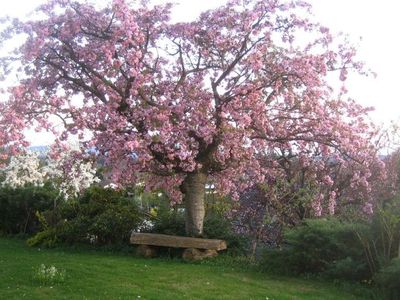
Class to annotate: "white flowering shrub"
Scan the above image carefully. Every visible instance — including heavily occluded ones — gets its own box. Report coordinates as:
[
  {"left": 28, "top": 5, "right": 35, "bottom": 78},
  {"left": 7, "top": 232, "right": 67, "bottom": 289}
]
[
  {"left": 44, "top": 150, "right": 100, "bottom": 198},
  {"left": 2, "top": 148, "right": 100, "bottom": 199},
  {"left": 2, "top": 151, "right": 45, "bottom": 188}
]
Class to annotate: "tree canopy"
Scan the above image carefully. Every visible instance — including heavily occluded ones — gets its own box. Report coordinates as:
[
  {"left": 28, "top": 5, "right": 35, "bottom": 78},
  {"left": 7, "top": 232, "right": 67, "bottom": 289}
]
[{"left": 0, "top": 0, "right": 385, "bottom": 235}]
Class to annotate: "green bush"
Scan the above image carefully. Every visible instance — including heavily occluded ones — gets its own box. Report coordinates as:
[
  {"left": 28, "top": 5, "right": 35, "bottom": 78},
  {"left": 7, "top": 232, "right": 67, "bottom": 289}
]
[
  {"left": 0, "top": 183, "right": 58, "bottom": 235},
  {"left": 89, "top": 205, "right": 143, "bottom": 244},
  {"left": 325, "top": 257, "right": 369, "bottom": 281},
  {"left": 28, "top": 186, "right": 145, "bottom": 247},
  {"left": 374, "top": 258, "right": 400, "bottom": 300},
  {"left": 150, "top": 208, "right": 186, "bottom": 236},
  {"left": 369, "top": 202, "right": 400, "bottom": 268},
  {"left": 260, "top": 219, "right": 369, "bottom": 280}
]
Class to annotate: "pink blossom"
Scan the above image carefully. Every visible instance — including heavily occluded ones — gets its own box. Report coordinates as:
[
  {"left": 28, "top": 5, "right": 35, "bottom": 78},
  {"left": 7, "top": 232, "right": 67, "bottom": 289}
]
[{"left": 0, "top": 0, "right": 383, "bottom": 215}]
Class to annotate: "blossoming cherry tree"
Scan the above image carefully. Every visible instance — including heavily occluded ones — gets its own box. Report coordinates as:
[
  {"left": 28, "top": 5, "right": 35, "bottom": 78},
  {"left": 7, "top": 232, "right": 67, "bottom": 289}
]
[{"left": 0, "top": 0, "right": 383, "bottom": 236}]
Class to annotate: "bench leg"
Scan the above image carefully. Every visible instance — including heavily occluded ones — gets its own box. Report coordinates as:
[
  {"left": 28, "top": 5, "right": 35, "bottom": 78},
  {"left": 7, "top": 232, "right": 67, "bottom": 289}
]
[
  {"left": 136, "top": 245, "right": 158, "bottom": 258},
  {"left": 182, "top": 248, "right": 218, "bottom": 261}
]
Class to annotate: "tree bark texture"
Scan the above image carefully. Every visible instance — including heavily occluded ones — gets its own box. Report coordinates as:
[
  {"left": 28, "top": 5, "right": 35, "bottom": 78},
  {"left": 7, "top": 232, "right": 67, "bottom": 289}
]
[{"left": 181, "top": 172, "right": 208, "bottom": 237}]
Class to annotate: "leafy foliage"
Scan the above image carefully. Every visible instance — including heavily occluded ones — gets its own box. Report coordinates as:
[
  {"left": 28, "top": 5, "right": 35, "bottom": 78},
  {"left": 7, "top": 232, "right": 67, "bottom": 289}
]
[
  {"left": 369, "top": 201, "right": 400, "bottom": 267},
  {"left": 260, "top": 219, "right": 370, "bottom": 280},
  {"left": 28, "top": 187, "right": 145, "bottom": 247},
  {"left": 374, "top": 258, "right": 400, "bottom": 300},
  {"left": 260, "top": 198, "right": 400, "bottom": 288},
  {"left": 150, "top": 208, "right": 186, "bottom": 237},
  {"left": 348, "top": 195, "right": 400, "bottom": 278},
  {"left": 0, "top": 183, "right": 58, "bottom": 235}
]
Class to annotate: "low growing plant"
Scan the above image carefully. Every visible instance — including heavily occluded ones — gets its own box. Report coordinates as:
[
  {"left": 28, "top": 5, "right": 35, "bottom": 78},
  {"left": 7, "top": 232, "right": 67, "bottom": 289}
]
[{"left": 33, "top": 264, "right": 66, "bottom": 285}]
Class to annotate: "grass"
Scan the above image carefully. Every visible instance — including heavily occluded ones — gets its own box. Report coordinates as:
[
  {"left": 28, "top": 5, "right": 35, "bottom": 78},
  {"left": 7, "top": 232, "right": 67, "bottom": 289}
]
[{"left": 0, "top": 237, "right": 376, "bottom": 300}]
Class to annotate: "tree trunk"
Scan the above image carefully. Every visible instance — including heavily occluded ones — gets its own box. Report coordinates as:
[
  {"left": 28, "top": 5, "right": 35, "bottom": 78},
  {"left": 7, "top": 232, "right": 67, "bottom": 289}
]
[
  {"left": 250, "top": 238, "right": 258, "bottom": 258},
  {"left": 181, "top": 172, "right": 208, "bottom": 237},
  {"left": 398, "top": 236, "right": 400, "bottom": 258}
]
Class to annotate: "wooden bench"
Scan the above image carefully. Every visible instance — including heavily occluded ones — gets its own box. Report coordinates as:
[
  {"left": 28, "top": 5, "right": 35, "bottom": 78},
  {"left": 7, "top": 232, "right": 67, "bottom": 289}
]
[{"left": 130, "top": 233, "right": 227, "bottom": 261}]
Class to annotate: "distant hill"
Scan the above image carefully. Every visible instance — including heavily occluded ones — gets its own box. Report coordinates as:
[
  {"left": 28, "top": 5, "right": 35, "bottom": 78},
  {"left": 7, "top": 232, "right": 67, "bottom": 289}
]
[{"left": 28, "top": 145, "right": 49, "bottom": 158}]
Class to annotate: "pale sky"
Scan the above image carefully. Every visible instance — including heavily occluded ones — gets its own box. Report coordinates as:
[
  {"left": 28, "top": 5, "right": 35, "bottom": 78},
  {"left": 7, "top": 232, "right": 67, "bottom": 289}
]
[{"left": 1, "top": 0, "right": 399, "bottom": 145}]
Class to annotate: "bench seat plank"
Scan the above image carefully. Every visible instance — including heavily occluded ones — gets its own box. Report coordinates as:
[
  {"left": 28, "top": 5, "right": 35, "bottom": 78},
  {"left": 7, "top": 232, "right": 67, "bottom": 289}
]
[{"left": 130, "top": 233, "right": 227, "bottom": 251}]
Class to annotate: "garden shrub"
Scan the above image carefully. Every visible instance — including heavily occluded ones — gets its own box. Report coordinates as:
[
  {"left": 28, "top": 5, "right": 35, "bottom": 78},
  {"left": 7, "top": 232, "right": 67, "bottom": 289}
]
[
  {"left": 374, "top": 258, "right": 400, "bottom": 300},
  {"left": 89, "top": 204, "right": 143, "bottom": 244},
  {"left": 260, "top": 218, "right": 370, "bottom": 280},
  {"left": 150, "top": 208, "right": 186, "bottom": 236},
  {"left": 24, "top": 186, "right": 248, "bottom": 253},
  {"left": 324, "top": 257, "right": 369, "bottom": 281},
  {"left": 0, "top": 183, "right": 58, "bottom": 235},
  {"left": 28, "top": 186, "right": 145, "bottom": 247},
  {"left": 368, "top": 201, "right": 400, "bottom": 267}
]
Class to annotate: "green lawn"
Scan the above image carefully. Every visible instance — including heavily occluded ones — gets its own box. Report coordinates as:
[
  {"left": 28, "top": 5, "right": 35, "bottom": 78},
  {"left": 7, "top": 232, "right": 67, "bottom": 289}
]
[{"left": 0, "top": 237, "right": 374, "bottom": 300}]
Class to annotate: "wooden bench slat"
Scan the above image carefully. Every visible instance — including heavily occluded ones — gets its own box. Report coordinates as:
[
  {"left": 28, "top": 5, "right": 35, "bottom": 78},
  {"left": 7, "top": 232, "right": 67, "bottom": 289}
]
[{"left": 130, "top": 233, "right": 227, "bottom": 251}]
